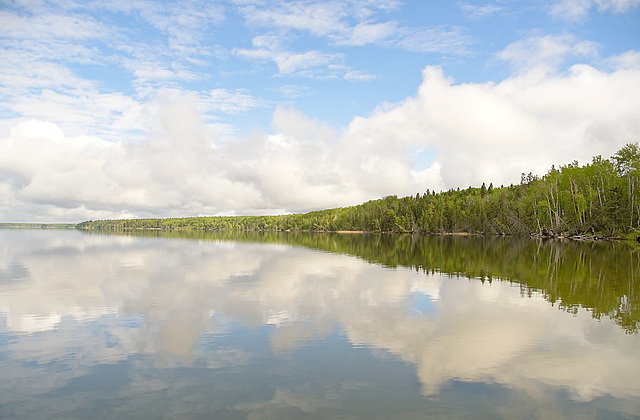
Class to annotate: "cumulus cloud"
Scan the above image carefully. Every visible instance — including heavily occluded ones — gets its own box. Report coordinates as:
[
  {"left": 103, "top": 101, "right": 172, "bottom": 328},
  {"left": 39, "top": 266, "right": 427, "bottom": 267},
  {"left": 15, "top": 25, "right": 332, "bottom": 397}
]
[
  {"left": 1, "top": 43, "right": 640, "bottom": 221},
  {"left": 337, "top": 49, "right": 640, "bottom": 191}
]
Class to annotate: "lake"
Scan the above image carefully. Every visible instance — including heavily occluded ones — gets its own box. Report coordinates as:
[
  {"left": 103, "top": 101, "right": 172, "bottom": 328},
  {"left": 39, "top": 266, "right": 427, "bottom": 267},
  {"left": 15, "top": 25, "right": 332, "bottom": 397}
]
[{"left": 0, "top": 229, "right": 639, "bottom": 419}]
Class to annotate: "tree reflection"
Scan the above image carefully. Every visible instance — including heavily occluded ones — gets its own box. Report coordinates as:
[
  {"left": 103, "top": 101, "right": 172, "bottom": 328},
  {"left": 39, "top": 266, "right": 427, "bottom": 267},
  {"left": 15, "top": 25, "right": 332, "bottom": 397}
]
[{"left": 96, "top": 230, "right": 640, "bottom": 333}]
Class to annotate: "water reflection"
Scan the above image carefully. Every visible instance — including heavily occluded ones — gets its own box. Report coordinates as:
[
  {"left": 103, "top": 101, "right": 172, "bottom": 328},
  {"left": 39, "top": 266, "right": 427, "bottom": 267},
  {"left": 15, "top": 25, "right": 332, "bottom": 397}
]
[{"left": 1, "top": 229, "right": 639, "bottom": 418}]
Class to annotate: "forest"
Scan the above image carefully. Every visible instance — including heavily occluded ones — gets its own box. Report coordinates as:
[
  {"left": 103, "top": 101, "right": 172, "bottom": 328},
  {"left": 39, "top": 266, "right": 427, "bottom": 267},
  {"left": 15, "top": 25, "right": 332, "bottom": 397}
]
[{"left": 77, "top": 143, "right": 640, "bottom": 239}]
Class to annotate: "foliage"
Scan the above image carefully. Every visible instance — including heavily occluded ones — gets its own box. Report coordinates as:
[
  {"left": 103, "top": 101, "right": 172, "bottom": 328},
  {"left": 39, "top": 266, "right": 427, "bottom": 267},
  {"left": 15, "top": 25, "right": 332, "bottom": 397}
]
[{"left": 77, "top": 143, "right": 640, "bottom": 238}]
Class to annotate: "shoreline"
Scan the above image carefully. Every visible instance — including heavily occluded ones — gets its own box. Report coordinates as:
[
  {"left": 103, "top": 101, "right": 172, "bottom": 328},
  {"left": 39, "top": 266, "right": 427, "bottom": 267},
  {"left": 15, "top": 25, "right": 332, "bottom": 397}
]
[{"left": 74, "top": 225, "right": 630, "bottom": 243}]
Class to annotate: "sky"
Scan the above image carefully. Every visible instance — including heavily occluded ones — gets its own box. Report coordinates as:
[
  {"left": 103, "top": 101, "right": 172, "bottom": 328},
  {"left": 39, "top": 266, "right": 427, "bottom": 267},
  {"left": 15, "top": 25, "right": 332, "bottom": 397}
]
[{"left": 0, "top": 0, "right": 639, "bottom": 222}]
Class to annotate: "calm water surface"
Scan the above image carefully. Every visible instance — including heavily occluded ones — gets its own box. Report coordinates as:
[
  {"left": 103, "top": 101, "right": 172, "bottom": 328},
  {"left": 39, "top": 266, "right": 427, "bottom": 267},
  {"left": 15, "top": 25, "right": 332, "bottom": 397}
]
[{"left": 0, "top": 229, "right": 639, "bottom": 419}]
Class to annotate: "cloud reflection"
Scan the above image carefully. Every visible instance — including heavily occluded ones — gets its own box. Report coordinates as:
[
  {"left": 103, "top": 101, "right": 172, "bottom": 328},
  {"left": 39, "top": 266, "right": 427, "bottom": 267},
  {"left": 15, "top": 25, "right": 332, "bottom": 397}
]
[{"left": 0, "top": 230, "right": 639, "bottom": 411}]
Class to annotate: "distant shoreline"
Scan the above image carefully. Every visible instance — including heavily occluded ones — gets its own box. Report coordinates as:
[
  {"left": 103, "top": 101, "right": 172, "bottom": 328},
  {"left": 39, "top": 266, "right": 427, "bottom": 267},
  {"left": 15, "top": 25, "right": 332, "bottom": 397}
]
[
  {"left": 2, "top": 222, "right": 628, "bottom": 243},
  {"left": 0, "top": 223, "right": 77, "bottom": 230}
]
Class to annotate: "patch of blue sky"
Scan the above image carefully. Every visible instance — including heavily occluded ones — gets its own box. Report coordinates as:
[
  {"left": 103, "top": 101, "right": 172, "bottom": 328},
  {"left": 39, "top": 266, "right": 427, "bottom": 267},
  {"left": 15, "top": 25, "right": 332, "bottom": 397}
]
[
  {"left": 274, "top": 53, "right": 424, "bottom": 128},
  {"left": 585, "top": 10, "right": 640, "bottom": 56},
  {"left": 412, "top": 148, "right": 438, "bottom": 172},
  {"left": 409, "top": 291, "right": 438, "bottom": 316},
  {"left": 398, "top": 1, "right": 463, "bottom": 27},
  {"left": 71, "top": 61, "right": 137, "bottom": 96}
]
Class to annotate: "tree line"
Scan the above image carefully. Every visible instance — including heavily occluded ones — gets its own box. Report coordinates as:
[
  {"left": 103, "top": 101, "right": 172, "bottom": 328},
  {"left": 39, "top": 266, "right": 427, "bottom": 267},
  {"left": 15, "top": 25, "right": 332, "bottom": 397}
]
[
  {"left": 0, "top": 223, "right": 77, "bottom": 229},
  {"left": 77, "top": 143, "right": 640, "bottom": 239}
]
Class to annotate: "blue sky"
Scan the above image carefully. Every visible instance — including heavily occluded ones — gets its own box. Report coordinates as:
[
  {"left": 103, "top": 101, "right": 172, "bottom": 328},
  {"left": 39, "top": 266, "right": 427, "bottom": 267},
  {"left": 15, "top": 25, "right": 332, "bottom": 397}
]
[{"left": 0, "top": 0, "right": 639, "bottom": 221}]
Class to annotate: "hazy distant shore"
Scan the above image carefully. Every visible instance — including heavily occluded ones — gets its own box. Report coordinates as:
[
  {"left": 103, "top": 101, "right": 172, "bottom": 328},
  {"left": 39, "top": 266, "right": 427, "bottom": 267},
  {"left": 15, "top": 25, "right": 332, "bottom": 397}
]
[{"left": 0, "top": 223, "right": 77, "bottom": 229}]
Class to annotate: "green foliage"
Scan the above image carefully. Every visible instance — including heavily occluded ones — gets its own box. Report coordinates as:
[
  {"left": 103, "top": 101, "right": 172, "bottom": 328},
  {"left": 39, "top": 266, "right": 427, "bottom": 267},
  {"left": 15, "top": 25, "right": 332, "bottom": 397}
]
[
  {"left": 77, "top": 143, "right": 640, "bottom": 237},
  {"left": 612, "top": 143, "right": 640, "bottom": 176}
]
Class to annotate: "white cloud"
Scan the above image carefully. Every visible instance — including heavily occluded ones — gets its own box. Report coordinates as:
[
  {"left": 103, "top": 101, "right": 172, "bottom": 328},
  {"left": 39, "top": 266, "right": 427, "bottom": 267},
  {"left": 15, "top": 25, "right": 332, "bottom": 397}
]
[
  {"left": 97, "top": 0, "right": 225, "bottom": 48},
  {"left": 394, "top": 26, "right": 472, "bottom": 55},
  {"left": 334, "top": 21, "right": 398, "bottom": 46},
  {"left": 0, "top": 0, "right": 228, "bottom": 102},
  {"left": 271, "top": 84, "right": 318, "bottom": 99},
  {"left": 234, "top": 21, "right": 469, "bottom": 78},
  {"left": 598, "top": 0, "right": 640, "bottom": 11},
  {"left": 458, "top": 2, "right": 502, "bottom": 19},
  {"left": 550, "top": 0, "right": 640, "bottom": 20},
  {"left": 0, "top": 10, "right": 110, "bottom": 40},
  {"left": 7, "top": 89, "right": 141, "bottom": 138},
  {"left": 550, "top": 0, "right": 593, "bottom": 20},
  {"left": 238, "top": 0, "right": 401, "bottom": 44},
  {"left": 1, "top": 45, "right": 639, "bottom": 221},
  {"left": 496, "top": 34, "right": 599, "bottom": 73},
  {"left": 344, "top": 69, "right": 379, "bottom": 82},
  {"left": 240, "top": 1, "right": 348, "bottom": 37},
  {"left": 204, "top": 89, "right": 264, "bottom": 114},
  {"left": 0, "top": 96, "right": 262, "bottom": 221},
  {"left": 605, "top": 50, "right": 640, "bottom": 69},
  {"left": 237, "top": 0, "right": 472, "bottom": 54},
  {"left": 276, "top": 50, "right": 344, "bottom": 75},
  {"left": 1, "top": 0, "right": 639, "bottom": 224},
  {"left": 9, "top": 120, "right": 65, "bottom": 141},
  {"left": 234, "top": 36, "right": 348, "bottom": 78},
  {"left": 340, "top": 56, "right": 640, "bottom": 190},
  {"left": 0, "top": 10, "right": 111, "bottom": 101}
]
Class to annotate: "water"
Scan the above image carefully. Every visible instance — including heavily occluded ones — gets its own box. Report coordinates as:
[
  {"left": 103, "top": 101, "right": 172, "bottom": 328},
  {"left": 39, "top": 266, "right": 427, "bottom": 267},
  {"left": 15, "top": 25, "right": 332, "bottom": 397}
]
[{"left": 0, "top": 229, "right": 639, "bottom": 419}]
